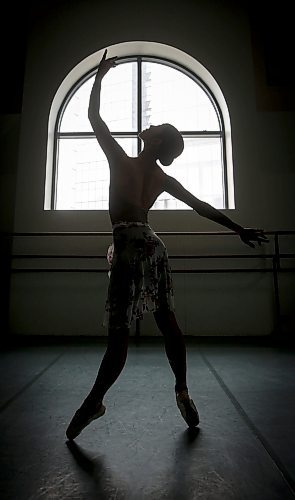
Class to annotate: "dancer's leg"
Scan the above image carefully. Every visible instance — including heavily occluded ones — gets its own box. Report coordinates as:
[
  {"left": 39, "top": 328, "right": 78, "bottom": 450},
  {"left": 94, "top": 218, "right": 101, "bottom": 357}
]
[
  {"left": 66, "top": 326, "right": 129, "bottom": 439},
  {"left": 83, "top": 325, "right": 130, "bottom": 408},
  {"left": 153, "top": 309, "right": 199, "bottom": 427},
  {"left": 153, "top": 309, "right": 188, "bottom": 394}
]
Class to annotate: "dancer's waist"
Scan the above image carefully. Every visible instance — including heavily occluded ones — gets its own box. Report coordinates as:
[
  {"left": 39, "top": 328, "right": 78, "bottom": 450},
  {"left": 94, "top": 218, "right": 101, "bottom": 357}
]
[{"left": 112, "top": 221, "right": 151, "bottom": 232}]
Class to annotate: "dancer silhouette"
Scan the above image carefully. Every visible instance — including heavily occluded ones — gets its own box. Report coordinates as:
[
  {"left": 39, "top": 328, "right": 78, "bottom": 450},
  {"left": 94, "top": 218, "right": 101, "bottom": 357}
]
[{"left": 66, "top": 49, "right": 268, "bottom": 440}]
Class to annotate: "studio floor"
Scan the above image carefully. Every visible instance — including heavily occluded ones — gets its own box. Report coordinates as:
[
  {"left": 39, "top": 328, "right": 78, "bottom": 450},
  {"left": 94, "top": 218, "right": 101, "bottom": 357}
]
[{"left": 0, "top": 336, "right": 294, "bottom": 500}]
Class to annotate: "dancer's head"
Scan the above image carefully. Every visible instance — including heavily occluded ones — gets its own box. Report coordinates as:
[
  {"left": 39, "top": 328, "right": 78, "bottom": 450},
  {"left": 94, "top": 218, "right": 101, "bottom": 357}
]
[{"left": 139, "top": 124, "right": 184, "bottom": 166}]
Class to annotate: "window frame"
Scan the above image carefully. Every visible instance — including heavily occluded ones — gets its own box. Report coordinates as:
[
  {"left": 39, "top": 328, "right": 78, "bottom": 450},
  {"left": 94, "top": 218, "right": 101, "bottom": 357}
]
[{"left": 52, "top": 55, "right": 228, "bottom": 210}]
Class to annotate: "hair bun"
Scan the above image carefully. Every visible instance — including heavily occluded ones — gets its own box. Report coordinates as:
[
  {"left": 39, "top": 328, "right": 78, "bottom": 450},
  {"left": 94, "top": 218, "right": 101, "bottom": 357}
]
[{"left": 159, "top": 154, "right": 173, "bottom": 166}]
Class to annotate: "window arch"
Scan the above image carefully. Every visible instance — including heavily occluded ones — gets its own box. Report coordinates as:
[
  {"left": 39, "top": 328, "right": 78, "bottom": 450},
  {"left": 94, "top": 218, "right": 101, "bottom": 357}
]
[{"left": 45, "top": 42, "right": 235, "bottom": 210}]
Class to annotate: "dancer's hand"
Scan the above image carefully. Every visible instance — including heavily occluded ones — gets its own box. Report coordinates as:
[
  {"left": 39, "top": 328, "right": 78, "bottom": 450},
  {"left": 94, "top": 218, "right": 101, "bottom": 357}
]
[
  {"left": 239, "top": 228, "right": 269, "bottom": 248},
  {"left": 97, "top": 49, "right": 117, "bottom": 78}
]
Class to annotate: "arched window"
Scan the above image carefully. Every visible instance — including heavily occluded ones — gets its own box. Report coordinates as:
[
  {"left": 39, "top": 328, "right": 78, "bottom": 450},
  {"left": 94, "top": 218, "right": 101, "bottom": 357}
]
[{"left": 46, "top": 45, "right": 234, "bottom": 211}]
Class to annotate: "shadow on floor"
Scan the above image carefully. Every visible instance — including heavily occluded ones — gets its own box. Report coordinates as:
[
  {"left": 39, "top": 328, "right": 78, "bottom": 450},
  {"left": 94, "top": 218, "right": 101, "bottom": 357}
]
[
  {"left": 66, "top": 426, "right": 200, "bottom": 499},
  {"left": 168, "top": 427, "right": 201, "bottom": 500},
  {"left": 66, "top": 440, "right": 126, "bottom": 499}
]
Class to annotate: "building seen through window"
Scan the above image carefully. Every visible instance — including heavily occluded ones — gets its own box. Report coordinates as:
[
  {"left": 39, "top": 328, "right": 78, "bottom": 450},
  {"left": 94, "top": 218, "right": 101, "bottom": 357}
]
[{"left": 55, "top": 58, "right": 225, "bottom": 210}]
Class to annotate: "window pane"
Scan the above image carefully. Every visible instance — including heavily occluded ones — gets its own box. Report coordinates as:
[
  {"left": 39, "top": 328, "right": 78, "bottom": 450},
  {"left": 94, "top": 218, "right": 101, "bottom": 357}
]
[
  {"left": 55, "top": 137, "right": 224, "bottom": 209},
  {"left": 142, "top": 62, "right": 220, "bottom": 131},
  {"left": 60, "top": 78, "right": 93, "bottom": 132},
  {"left": 152, "top": 137, "right": 224, "bottom": 209},
  {"left": 100, "top": 62, "right": 138, "bottom": 131},
  {"left": 60, "top": 62, "right": 137, "bottom": 132},
  {"left": 55, "top": 137, "right": 136, "bottom": 209}
]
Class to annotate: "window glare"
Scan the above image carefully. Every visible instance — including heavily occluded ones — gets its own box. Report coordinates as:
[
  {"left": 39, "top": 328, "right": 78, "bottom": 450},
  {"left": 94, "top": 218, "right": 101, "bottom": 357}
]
[
  {"left": 154, "top": 138, "right": 224, "bottom": 209},
  {"left": 100, "top": 62, "right": 138, "bottom": 131},
  {"left": 55, "top": 138, "right": 136, "bottom": 210},
  {"left": 60, "top": 79, "right": 93, "bottom": 132},
  {"left": 60, "top": 62, "right": 137, "bottom": 132},
  {"left": 55, "top": 57, "right": 225, "bottom": 210},
  {"left": 142, "top": 62, "right": 220, "bottom": 131},
  {"left": 55, "top": 137, "right": 223, "bottom": 210}
]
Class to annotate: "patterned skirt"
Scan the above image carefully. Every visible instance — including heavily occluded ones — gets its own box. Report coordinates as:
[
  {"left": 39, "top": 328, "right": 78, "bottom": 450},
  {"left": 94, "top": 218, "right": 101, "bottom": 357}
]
[{"left": 104, "top": 222, "right": 174, "bottom": 329}]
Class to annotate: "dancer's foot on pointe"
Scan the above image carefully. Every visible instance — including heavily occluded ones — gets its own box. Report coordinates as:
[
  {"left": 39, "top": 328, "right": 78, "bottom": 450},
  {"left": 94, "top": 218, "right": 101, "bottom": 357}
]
[
  {"left": 176, "top": 390, "right": 199, "bottom": 427},
  {"left": 66, "top": 401, "right": 106, "bottom": 440}
]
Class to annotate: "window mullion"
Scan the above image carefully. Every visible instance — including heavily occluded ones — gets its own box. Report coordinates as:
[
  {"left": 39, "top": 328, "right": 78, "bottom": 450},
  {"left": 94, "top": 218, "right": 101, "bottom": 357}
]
[
  {"left": 137, "top": 57, "right": 142, "bottom": 155},
  {"left": 52, "top": 118, "right": 60, "bottom": 209},
  {"left": 57, "top": 132, "right": 137, "bottom": 139},
  {"left": 221, "top": 137, "right": 228, "bottom": 208},
  {"left": 180, "top": 131, "right": 222, "bottom": 138},
  {"left": 57, "top": 131, "right": 222, "bottom": 138}
]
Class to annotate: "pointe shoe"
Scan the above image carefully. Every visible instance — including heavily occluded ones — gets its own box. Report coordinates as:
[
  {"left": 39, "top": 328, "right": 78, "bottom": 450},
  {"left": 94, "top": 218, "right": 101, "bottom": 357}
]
[
  {"left": 66, "top": 402, "right": 106, "bottom": 440},
  {"left": 176, "top": 391, "right": 199, "bottom": 427}
]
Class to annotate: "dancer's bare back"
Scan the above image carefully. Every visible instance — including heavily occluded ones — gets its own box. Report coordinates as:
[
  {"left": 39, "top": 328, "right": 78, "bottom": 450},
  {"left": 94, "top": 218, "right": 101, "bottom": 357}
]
[{"left": 108, "top": 148, "right": 167, "bottom": 224}]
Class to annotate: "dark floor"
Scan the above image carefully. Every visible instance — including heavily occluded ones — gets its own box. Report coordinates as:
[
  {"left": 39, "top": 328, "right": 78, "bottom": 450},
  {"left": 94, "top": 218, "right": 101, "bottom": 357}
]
[{"left": 1, "top": 336, "right": 295, "bottom": 500}]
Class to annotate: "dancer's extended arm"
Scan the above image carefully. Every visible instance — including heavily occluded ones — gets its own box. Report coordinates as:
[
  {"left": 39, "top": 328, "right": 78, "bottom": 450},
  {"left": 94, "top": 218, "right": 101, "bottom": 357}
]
[{"left": 164, "top": 175, "right": 268, "bottom": 248}]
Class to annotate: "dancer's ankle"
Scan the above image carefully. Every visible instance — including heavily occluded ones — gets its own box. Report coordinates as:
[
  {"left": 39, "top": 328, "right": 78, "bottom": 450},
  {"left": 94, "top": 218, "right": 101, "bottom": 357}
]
[
  {"left": 82, "top": 395, "right": 103, "bottom": 411},
  {"left": 175, "top": 384, "right": 188, "bottom": 394}
]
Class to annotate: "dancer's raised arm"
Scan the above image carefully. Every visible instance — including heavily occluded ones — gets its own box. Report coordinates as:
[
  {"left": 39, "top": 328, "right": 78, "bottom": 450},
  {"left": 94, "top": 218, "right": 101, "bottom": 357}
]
[{"left": 88, "top": 49, "right": 126, "bottom": 162}]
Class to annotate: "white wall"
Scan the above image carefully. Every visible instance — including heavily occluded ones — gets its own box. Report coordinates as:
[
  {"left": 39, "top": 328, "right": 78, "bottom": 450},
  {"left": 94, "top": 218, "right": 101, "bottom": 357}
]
[{"left": 10, "top": 0, "right": 295, "bottom": 336}]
